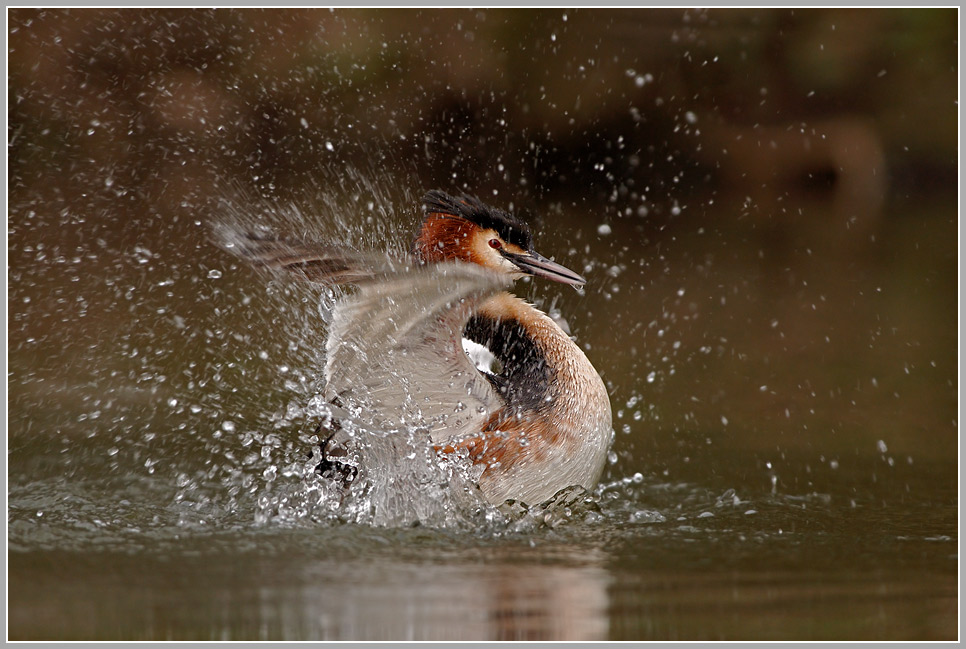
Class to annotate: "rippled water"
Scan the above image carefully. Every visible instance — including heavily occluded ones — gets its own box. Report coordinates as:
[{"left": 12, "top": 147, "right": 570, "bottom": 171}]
[{"left": 9, "top": 462, "right": 956, "bottom": 640}]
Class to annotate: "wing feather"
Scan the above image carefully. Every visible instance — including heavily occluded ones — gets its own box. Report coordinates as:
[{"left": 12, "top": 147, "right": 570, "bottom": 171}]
[{"left": 216, "top": 228, "right": 509, "bottom": 442}]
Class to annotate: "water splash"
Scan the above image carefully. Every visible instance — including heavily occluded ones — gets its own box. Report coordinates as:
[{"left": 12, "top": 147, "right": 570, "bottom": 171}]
[{"left": 251, "top": 407, "right": 494, "bottom": 529}]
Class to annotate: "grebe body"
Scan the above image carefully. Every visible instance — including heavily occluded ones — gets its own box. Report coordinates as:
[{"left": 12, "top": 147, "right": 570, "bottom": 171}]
[{"left": 220, "top": 191, "right": 613, "bottom": 506}]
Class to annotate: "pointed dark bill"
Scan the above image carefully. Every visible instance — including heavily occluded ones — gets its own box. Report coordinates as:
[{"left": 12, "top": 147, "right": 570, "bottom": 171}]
[{"left": 503, "top": 250, "right": 586, "bottom": 286}]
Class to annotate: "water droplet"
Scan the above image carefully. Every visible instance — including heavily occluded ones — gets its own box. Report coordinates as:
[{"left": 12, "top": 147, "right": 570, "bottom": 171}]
[
  {"left": 207, "top": 269, "right": 222, "bottom": 279},
  {"left": 629, "top": 510, "right": 665, "bottom": 524}
]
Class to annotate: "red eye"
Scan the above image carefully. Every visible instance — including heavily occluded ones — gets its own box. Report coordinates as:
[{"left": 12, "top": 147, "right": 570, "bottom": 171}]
[{"left": 488, "top": 239, "right": 502, "bottom": 249}]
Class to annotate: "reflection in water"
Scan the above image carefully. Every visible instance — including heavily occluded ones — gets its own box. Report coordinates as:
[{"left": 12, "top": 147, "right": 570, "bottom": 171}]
[
  {"left": 10, "top": 540, "right": 612, "bottom": 641},
  {"left": 258, "top": 552, "right": 610, "bottom": 641}
]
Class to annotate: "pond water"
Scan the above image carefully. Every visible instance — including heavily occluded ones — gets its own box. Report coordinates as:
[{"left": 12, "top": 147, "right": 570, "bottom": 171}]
[
  {"left": 8, "top": 185, "right": 958, "bottom": 641},
  {"left": 8, "top": 490, "right": 957, "bottom": 641}
]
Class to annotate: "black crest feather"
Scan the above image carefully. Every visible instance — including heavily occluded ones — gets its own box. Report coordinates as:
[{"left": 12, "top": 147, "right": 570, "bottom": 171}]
[{"left": 422, "top": 190, "right": 533, "bottom": 251}]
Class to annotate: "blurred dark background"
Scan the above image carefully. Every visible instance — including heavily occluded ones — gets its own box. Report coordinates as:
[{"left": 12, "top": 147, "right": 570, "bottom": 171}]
[
  {"left": 9, "top": 9, "right": 956, "bottom": 226},
  {"left": 8, "top": 8, "right": 958, "bottom": 497}
]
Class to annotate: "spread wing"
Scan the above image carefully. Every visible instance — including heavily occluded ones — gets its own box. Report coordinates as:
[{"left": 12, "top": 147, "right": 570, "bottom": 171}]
[{"left": 216, "top": 228, "right": 510, "bottom": 443}]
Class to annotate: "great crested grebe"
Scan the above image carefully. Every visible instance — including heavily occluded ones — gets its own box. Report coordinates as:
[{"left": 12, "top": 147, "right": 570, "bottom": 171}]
[{"left": 219, "top": 190, "right": 613, "bottom": 506}]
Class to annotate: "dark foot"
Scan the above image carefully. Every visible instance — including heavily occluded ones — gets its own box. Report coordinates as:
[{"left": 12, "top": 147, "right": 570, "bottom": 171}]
[{"left": 312, "top": 420, "right": 358, "bottom": 487}]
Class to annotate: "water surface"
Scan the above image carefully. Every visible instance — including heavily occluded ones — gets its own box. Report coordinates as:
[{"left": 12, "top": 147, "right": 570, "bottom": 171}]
[{"left": 9, "top": 193, "right": 958, "bottom": 639}]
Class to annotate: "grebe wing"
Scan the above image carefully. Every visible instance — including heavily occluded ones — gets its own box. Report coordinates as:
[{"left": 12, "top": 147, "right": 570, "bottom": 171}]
[
  {"left": 214, "top": 227, "right": 393, "bottom": 286},
  {"left": 325, "top": 260, "right": 511, "bottom": 440},
  {"left": 217, "top": 229, "right": 509, "bottom": 441}
]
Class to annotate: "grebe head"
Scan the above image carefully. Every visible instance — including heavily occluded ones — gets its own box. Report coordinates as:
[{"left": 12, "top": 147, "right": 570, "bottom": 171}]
[{"left": 413, "top": 190, "right": 586, "bottom": 286}]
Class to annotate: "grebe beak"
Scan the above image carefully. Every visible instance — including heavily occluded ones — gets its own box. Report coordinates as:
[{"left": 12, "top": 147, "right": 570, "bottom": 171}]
[{"left": 503, "top": 250, "right": 586, "bottom": 286}]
